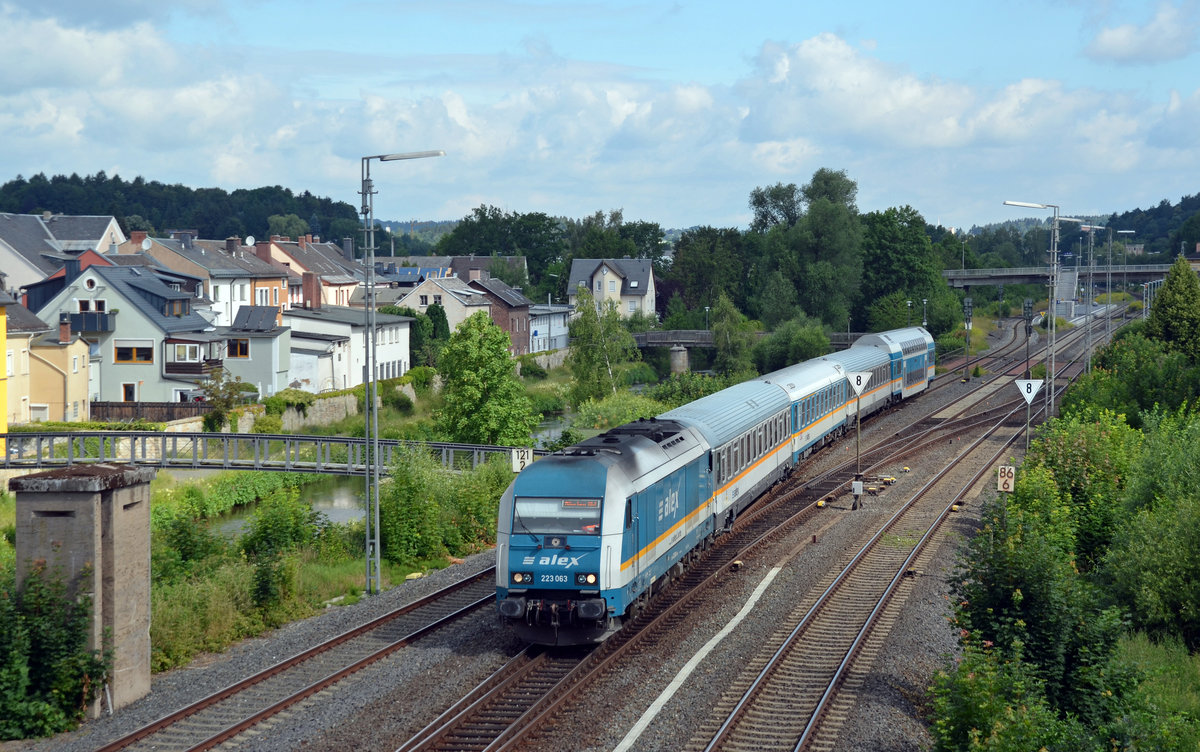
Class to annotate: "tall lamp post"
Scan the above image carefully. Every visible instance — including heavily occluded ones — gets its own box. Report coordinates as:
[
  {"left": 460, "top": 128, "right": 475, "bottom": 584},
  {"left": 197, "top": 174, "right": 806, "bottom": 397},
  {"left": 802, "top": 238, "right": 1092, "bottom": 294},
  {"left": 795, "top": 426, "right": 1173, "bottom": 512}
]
[
  {"left": 360, "top": 149, "right": 443, "bottom": 595},
  {"left": 1117, "top": 229, "right": 1135, "bottom": 318},
  {"left": 906, "top": 299, "right": 912, "bottom": 326},
  {"left": 922, "top": 298, "right": 927, "bottom": 327},
  {"left": 1003, "top": 200, "right": 1081, "bottom": 418}
]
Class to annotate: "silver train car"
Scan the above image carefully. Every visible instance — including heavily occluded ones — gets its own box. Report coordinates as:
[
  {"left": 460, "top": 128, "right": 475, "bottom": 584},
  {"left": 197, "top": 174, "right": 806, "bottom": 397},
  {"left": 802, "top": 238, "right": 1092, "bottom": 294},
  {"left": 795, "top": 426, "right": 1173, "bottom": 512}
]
[{"left": 495, "top": 326, "right": 935, "bottom": 645}]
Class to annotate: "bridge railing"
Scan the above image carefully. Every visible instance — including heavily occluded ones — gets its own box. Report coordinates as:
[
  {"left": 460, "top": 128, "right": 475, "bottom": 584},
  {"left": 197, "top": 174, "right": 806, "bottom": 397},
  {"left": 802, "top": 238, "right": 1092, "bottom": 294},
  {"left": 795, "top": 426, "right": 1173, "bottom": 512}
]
[
  {"left": 632, "top": 330, "right": 714, "bottom": 348},
  {"left": 1, "top": 432, "right": 547, "bottom": 475}
]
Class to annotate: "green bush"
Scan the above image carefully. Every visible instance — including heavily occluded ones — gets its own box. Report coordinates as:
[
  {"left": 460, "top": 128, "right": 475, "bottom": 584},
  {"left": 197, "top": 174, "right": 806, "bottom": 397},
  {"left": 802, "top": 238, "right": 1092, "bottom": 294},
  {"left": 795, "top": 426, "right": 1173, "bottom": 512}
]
[
  {"left": 240, "top": 488, "right": 322, "bottom": 559},
  {"left": 381, "top": 387, "right": 413, "bottom": 415},
  {"left": 646, "top": 372, "right": 731, "bottom": 408},
  {"left": 403, "top": 366, "right": 437, "bottom": 394},
  {"left": 620, "top": 361, "right": 658, "bottom": 386},
  {"left": 0, "top": 563, "right": 110, "bottom": 740},
  {"left": 527, "top": 387, "right": 567, "bottom": 416},
  {"left": 8, "top": 419, "right": 166, "bottom": 432},
  {"left": 574, "top": 392, "right": 665, "bottom": 430},
  {"left": 517, "top": 355, "right": 547, "bottom": 380},
  {"left": 262, "top": 388, "right": 316, "bottom": 417},
  {"left": 379, "top": 447, "right": 510, "bottom": 562},
  {"left": 252, "top": 414, "right": 283, "bottom": 434}
]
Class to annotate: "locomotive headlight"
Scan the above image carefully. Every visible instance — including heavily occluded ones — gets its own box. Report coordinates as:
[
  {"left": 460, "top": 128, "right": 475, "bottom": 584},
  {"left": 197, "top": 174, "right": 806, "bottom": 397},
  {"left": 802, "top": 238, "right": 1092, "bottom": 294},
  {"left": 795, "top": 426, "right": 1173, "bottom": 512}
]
[
  {"left": 575, "top": 572, "right": 598, "bottom": 586},
  {"left": 512, "top": 572, "right": 533, "bottom": 584}
]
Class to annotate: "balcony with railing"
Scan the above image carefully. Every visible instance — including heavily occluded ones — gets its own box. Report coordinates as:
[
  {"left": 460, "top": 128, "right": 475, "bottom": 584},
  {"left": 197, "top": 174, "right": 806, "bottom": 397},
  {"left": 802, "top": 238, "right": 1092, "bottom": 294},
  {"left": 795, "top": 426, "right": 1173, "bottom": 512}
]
[
  {"left": 67, "top": 311, "right": 116, "bottom": 333},
  {"left": 164, "top": 358, "right": 222, "bottom": 376}
]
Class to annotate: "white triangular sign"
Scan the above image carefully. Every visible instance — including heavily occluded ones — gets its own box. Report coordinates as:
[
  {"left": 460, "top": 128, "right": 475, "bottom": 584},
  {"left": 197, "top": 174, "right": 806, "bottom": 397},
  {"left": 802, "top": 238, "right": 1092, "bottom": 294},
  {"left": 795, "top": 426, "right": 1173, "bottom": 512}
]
[
  {"left": 1015, "top": 379, "right": 1043, "bottom": 405},
  {"left": 847, "top": 371, "right": 872, "bottom": 396}
]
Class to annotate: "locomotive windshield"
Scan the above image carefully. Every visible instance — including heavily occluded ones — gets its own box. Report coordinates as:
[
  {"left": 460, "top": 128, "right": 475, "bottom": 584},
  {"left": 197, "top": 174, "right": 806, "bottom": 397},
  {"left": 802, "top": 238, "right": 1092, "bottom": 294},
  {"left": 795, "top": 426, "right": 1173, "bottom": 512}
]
[{"left": 513, "top": 497, "right": 602, "bottom": 535}]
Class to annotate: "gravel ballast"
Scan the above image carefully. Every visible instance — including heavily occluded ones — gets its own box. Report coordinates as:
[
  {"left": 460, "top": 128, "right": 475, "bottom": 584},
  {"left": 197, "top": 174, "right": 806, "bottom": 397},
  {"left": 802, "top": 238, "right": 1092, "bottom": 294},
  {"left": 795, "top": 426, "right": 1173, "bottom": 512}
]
[{"left": 3, "top": 378, "right": 1006, "bottom": 752}]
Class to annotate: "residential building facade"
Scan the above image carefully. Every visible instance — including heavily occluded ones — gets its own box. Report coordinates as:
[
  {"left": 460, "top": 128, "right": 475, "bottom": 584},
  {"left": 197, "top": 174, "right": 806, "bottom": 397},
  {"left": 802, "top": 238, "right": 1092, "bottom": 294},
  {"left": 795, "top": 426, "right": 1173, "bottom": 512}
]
[
  {"left": 32, "top": 265, "right": 289, "bottom": 402},
  {"left": 282, "top": 304, "right": 410, "bottom": 391},
  {"left": 567, "top": 258, "right": 657, "bottom": 317}
]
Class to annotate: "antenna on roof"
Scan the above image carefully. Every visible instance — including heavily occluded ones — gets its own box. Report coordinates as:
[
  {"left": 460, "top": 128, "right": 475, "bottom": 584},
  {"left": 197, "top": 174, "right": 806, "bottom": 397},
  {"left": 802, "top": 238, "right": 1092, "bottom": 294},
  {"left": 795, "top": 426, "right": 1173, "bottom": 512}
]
[
  {"left": 141, "top": 237, "right": 151, "bottom": 251},
  {"left": 245, "top": 235, "right": 255, "bottom": 247}
]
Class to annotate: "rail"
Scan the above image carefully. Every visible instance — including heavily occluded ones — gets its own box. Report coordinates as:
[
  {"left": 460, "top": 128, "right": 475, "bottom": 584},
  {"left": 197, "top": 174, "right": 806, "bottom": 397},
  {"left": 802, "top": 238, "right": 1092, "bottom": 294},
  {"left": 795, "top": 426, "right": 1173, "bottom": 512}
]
[{"left": 0, "top": 432, "right": 546, "bottom": 475}]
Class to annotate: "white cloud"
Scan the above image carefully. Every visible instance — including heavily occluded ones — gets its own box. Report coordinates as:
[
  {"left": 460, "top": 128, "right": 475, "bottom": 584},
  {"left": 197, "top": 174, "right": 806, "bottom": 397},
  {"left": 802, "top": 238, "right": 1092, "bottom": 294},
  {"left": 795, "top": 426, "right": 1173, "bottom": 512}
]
[{"left": 1086, "top": 2, "right": 1199, "bottom": 63}]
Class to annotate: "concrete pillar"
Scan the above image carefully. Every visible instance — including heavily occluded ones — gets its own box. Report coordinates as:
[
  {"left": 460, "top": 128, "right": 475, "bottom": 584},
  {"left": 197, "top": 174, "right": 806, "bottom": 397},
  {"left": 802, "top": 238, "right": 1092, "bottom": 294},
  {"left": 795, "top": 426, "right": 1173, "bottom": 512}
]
[
  {"left": 11, "top": 464, "right": 157, "bottom": 716},
  {"left": 669, "top": 345, "right": 690, "bottom": 375}
]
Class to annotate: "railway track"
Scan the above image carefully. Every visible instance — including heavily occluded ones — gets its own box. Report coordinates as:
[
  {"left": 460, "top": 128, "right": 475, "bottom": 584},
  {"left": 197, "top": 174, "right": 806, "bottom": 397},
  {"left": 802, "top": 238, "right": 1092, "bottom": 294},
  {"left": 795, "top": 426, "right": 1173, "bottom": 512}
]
[
  {"left": 686, "top": 397, "right": 1027, "bottom": 750},
  {"left": 395, "top": 333, "right": 1066, "bottom": 752},
  {"left": 95, "top": 568, "right": 497, "bottom": 752}
]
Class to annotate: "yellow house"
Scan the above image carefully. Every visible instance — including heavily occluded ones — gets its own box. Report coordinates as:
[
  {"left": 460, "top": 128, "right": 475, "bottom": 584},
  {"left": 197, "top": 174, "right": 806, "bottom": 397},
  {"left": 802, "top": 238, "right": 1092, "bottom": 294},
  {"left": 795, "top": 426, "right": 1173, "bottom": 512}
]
[
  {"left": 0, "top": 291, "right": 10, "bottom": 450},
  {"left": 6, "top": 304, "right": 90, "bottom": 423},
  {"left": 30, "top": 316, "right": 91, "bottom": 422}
]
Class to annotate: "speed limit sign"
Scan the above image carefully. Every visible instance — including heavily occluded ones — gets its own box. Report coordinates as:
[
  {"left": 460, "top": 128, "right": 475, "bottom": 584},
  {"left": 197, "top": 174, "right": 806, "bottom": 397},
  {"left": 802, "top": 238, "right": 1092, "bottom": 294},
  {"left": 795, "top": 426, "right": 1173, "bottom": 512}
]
[{"left": 997, "top": 465, "right": 1016, "bottom": 493}]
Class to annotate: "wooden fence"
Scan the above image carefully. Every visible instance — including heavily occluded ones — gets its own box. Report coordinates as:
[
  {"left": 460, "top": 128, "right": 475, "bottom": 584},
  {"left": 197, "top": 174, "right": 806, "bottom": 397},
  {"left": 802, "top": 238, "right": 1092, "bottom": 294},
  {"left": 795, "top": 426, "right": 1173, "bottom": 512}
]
[{"left": 90, "top": 401, "right": 213, "bottom": 422}]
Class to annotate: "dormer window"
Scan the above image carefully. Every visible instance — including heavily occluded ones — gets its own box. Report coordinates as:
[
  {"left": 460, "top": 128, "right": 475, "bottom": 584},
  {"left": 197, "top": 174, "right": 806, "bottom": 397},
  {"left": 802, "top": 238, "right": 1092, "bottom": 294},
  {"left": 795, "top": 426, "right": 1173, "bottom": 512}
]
[{"left": 630, "top": 280, "right": 639, "bottom": 288}]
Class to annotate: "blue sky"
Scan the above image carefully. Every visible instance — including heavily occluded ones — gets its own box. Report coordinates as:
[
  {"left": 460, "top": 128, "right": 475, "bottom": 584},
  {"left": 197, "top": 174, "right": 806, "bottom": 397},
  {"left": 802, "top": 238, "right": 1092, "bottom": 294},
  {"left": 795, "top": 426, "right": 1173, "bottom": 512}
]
[{"left": 3, "top": 0, "right": 1200, "bottom": 232}]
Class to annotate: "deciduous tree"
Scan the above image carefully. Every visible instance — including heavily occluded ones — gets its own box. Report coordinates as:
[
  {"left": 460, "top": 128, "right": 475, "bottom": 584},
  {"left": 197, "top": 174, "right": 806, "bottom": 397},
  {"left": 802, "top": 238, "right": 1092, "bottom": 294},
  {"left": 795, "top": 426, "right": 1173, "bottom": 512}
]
[
  {"left": 566, "top": 288, "right": 640, "bottom": 404},
  {"left": 436, "top": 312, "right": 538, "bottom": 445},
  {"left": 1144, "top": 254, "right": 1200, "bottom": 360}
]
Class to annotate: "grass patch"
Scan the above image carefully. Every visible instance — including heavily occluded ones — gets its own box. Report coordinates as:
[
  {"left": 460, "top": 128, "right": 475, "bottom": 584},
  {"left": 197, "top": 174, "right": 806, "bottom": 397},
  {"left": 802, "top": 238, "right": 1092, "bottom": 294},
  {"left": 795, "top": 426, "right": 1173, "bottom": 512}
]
[
  {"left": 881, "top": 531, "right": 921, "bottom": 549},
  {"left": 1122, "top": 632, "right": 1200, "bottom": 730},
  {"left": 0, "top": 492, "right": 14, "bottom": 570}
]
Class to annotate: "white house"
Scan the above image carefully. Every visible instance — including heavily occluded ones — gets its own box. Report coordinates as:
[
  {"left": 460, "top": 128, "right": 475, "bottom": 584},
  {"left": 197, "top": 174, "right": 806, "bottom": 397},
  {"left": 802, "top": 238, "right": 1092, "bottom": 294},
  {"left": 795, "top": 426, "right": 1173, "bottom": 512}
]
[{"left": 282, "top": 304, "right": 410, "bottom": 392}]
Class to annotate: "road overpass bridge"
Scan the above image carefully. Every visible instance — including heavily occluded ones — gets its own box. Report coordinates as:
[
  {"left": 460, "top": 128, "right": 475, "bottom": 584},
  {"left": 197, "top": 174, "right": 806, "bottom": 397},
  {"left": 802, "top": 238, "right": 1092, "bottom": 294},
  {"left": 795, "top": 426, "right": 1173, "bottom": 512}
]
[{"left": 944, "top": 263, "right": 1171, "bottom": 289}]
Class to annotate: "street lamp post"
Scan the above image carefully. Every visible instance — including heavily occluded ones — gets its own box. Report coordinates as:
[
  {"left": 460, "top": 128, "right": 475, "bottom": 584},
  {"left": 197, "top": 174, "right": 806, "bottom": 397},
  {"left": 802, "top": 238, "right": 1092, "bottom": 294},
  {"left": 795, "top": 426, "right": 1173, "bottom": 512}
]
[
  {"left": 704, "top": 306, "right": 710, "bottom": 330},
  {"left": 1117, "top": 229, "right": 1135, "bottom": 318},
  {"left": 906, "top": 299, "right": 912, "bottom": 326},
  {"left": 1004, "top": 200, "right": 1081, "bottom": 418},
  {"left": 1079, "top": 225, "right": 1102, "bottom": 374},
  {"left": 922, "top": 298, "right": 927, "bottom": 327},
  {"left": 360, "top": 149, "right": 443, "bottom": 595}
]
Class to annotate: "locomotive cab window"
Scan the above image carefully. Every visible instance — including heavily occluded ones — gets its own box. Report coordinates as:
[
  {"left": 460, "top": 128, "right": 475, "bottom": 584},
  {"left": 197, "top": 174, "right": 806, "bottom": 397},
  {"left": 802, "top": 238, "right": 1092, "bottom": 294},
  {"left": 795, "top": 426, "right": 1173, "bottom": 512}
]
[{"left": 514, "top": 497, "right": 602, "bottom": 535}]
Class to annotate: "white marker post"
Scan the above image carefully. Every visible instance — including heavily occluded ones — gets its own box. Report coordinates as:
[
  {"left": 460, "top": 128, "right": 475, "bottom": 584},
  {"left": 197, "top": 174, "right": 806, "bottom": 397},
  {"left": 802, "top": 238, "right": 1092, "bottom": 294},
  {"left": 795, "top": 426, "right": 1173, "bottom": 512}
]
[
  {"left": 1015, "top": 379, "right": 1043, "bottom": 453},
  {"left": 997, "top": 465, "right": 1016, "bottom": 493},
  {"left": 511, "top": 447, "right": 534, "bottom": 473},
  {"left": 847, "top": 372, "right": 872, "bottom": 484}
]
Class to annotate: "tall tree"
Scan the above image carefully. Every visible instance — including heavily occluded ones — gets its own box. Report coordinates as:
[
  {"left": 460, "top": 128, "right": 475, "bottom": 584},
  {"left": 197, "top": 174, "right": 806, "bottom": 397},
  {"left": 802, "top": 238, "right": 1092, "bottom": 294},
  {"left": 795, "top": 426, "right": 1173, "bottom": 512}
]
[
  {"left": 749, "top": 182, "right": 803, "bottom": 233},
  {"left": 566, "top": 288, "right": 640, "bottom": 404},
  {"left": 710, "top": 292, "right": 756, "bottom": 377},
  {"left": 1144, "top": 254, "right": 1200, "bottom": 360},
  {"left": 859, "top": 205, "right": 943, "bottom": 308},
  {"left": 436, "top": 312, "right": 538, "bottom": 445},
  {"left": 667, "top": 226, "right": 746, "bottom": 310}
]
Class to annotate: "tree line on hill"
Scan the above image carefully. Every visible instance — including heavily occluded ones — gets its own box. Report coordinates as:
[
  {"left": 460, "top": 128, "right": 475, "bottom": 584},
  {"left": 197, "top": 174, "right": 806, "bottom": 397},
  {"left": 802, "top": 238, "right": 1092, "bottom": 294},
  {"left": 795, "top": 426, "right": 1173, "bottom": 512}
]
[{"left": 6, "top": 169, "right": 1200, "bottom": 345}]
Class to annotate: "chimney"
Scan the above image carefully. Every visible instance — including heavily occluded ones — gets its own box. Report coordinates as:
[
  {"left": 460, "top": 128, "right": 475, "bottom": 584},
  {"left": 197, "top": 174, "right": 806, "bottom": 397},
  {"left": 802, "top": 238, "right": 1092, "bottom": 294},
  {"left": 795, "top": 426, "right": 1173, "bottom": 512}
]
[
  {"left": 297, "top": 235, "right": 307, "bottom": 250},
  {"left": 468, "top": 268, "right": 482, "bottom": 282},
  {"left": 225, "top": 237, "right": 239, "bottom": 254},
  {"left": 342, "top": 237, "right": 354, "bottom": 263},
  {"left": 130, "top": 230, "right": 147, "bottom": 247},
  {"left": 255, "top": 241, "right": 273, "bottom": 263},
  {"left": 63, "top": 257, "right": 82, "bottom": 283},
  {"left": 302, "top": 272, "right": 321, "bottom": 310},
  {"left": 58, "top": 314, "right": 72, "bottom": 344},
  {"left": 178, "top": 231, "right": 193, "bottom": 249}
]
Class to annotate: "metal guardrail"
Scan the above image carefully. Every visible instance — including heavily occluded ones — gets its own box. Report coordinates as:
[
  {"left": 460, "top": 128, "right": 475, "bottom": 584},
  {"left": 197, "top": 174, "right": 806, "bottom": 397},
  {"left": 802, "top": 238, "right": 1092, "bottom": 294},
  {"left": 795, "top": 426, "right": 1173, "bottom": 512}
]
[
  {"left": 1, "top": 432, "right": 547, "bottom": 475},
  {"left": 632, "top": 330, "right": 714, "bottom": 348}
]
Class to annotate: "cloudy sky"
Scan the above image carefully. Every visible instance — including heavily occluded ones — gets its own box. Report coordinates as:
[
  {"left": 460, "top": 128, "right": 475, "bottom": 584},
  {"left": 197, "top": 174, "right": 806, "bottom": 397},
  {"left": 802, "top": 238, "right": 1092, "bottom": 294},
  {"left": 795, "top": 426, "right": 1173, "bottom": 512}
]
[{"left": 3, "top": 0, "right": 1199, "bottom": 231}]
